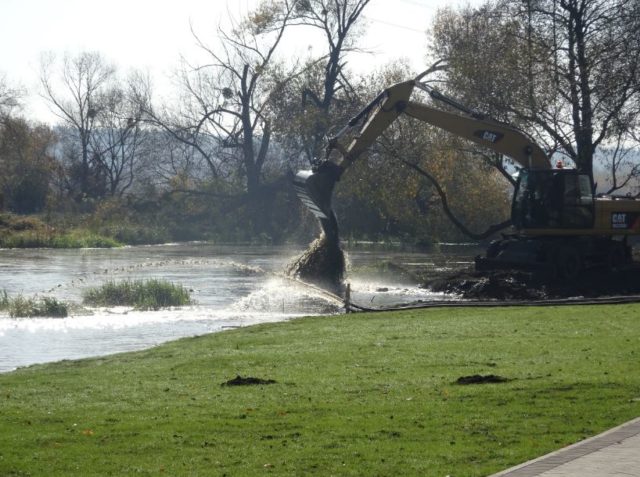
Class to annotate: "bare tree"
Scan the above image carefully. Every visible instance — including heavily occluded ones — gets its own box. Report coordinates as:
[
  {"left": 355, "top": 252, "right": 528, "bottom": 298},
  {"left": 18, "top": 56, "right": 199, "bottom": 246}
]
[
  {"left": 0, "top": 73, "right": 22, "bottom": 125},
  {"left": 86, "top": 74, "right": 152, "bottom": 197},
  {"left": 432, "top": 0, "right": 640, "bottom": 180},
  {"left": 40, "top": 51, "right": 116, "bottom": 199},
  {"left": 290, "top": 0, "right": 372, "bottom": 162},
  {"left": 137, "top": 1, "right": 300, "bottom": 234}
]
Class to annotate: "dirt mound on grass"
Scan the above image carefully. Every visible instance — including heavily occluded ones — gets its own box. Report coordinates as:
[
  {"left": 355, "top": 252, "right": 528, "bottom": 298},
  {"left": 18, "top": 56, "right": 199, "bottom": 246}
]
[
  {"left": 222, "top": 376, "right": 277, "bottom": 386},
  {"left": 456, "top": 374, "right": 510, "bottom": 385}
]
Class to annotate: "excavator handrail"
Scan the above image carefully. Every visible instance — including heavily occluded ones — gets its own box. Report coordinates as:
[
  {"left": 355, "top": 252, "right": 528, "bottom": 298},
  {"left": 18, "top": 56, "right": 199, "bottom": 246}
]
[
  {"left": 325, "top": 88, "right": 390, "bottom": 161},
  {"left": 415, "top": 81, "right": 485, "bottom": 119}
]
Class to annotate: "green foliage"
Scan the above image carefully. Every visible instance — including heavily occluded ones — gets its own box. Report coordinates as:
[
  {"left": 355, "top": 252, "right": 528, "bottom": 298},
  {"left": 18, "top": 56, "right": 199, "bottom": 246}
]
[
  {"left": 82, "top": 279, "right": 193, "bottom": 310},
  {"left": 0, "top": 292, "right": 68, "bottom": 317},
  {"left": 0, "top": 117, "right": 57, "bottom": 214},
  {"left": 0, "top": 212, "right": 53, "bottom": 247},
  {"left": 0, "top": 212, "right": 122, "bottom": 248},
  {"left": 97, "top": 223, "right": 171, "bottom": 246},
  {"left": 0, "top": 212, "right": 43, "bottom": 231},
  {"left": 1, "top": 304, "right": 640, "bottom": 475},
  {"left": 0, "top": 229, "right": 121, "bottom": 249},
  {"left": 50, "top": 231, "right": 122, "bottom": 248},
  {"left": 84, "top": 197, "right": 172, "bottom": 245}
]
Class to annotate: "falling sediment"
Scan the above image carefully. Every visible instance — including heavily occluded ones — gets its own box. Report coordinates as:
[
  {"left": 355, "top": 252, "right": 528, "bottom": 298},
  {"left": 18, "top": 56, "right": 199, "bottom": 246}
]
[{"left": 286, "top": 234, "right": 346, "bottom": 296}]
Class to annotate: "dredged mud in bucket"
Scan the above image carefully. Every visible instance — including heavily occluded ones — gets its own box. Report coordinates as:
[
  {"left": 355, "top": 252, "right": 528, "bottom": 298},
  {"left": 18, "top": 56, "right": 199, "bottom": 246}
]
[{"left": 286, "top": 234, "right": 346, "bottom": 295}]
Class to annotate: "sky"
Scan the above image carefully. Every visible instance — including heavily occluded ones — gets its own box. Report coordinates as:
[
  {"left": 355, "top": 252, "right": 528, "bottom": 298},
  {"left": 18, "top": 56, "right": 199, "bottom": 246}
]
[{"left": 1, "top": 0, "right": 483, "bottom": 123}]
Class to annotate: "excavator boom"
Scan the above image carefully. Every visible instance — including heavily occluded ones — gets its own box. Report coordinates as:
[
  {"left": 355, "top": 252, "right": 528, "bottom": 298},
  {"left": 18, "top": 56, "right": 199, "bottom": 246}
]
[
  {"left": 402, "top": 101, "right": 549, "bottom": 170},
  {"left": 294, "top": 79, "right": 549, "bottom": 239}
]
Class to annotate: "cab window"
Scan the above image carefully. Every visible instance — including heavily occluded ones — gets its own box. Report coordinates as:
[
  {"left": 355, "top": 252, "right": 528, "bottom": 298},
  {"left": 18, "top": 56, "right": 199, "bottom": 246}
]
[{"left": 512, "top": 171, "right": 594, "bottom": 229}]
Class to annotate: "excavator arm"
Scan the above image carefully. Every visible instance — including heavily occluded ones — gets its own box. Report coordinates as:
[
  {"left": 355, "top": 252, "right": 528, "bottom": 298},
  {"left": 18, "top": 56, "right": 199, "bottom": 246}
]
[{"left": 293, "top": 78, "right": 550, "bottom": 238}]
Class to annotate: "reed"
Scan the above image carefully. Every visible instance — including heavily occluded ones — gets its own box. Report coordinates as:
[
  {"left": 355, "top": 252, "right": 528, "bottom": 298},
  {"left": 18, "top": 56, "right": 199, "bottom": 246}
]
[
  {"left": 82, "top": 279, "right": 192, "bottom": 310},
  {"left": 0, "top": 292, "right": 68, "bottom": 317},
  {"left": 0, "top": 290, "right": 9, "bottom": 310}
]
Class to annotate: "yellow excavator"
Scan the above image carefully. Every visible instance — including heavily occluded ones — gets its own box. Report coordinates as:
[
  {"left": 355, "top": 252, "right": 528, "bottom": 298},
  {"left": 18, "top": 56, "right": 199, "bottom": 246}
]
[{"left": 294, "top": 78, "right": 640, "bottom": 279}]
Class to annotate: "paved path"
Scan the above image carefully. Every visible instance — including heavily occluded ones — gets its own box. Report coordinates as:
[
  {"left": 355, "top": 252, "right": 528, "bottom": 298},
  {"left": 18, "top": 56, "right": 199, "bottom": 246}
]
[{"left": 490, "top": 417, "right": 640, "bottom": 476}]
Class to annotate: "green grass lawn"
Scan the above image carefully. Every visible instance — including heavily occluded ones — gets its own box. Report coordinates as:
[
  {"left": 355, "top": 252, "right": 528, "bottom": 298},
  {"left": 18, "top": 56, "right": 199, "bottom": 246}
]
[{"left": 1, "top": 304, "right": 639, "bottom": 476}]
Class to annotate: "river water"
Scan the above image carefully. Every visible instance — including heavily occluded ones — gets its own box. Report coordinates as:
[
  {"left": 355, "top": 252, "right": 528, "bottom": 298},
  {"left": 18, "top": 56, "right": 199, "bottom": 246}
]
[{"left": 0, "top": 243, "right": 473, "bottom": 373}]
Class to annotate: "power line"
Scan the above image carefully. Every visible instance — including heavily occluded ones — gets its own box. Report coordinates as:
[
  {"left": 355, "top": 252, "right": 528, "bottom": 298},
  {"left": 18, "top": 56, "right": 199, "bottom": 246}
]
[
  {"left": 397, "top": 0, "right": 432, "bottom": 8},
  {"left": 364, "top": 16, "right": 427, "bottom": 34}
]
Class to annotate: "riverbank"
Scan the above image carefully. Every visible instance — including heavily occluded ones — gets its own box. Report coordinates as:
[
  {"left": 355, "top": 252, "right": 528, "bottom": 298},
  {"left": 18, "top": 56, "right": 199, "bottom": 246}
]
[
  {"left": 0, "top": 213, "right": 122, "bottom": 248},
  {"left": 2, "top": 304, "right": 639, "bottom": 476}
]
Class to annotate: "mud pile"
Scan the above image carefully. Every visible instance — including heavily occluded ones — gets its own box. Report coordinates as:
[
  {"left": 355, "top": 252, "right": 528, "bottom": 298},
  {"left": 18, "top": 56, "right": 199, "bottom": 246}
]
[
  {"left": 286, "top": 234, "right": 346, "bottom": 295},
  {"left": 425, "top": 266, "right": 640, "bottom": 300}
]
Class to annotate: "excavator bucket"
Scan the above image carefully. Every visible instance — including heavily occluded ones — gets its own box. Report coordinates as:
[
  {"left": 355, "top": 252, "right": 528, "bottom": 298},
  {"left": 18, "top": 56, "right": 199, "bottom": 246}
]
[
  {"left": 293, "top": 169, "right": 334, "bottom": 220},
  {"left": 290, "top": 163, "right": 345, "bottom": 293},
  {"left": 292, "top": 162, "right": 343, "bottom": 241}
]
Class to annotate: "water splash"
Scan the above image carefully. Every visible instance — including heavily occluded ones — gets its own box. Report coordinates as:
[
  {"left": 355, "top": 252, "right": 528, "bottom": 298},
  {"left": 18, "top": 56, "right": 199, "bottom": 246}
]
[
  {"left": 230, "top": 278, "right": 343, "bottom": 315},
  {"left": 286, "top": 235, "right": 346, "bottom": 295},
  {"left": 348, "top": 279, "right": 459, "bottom": 306}
]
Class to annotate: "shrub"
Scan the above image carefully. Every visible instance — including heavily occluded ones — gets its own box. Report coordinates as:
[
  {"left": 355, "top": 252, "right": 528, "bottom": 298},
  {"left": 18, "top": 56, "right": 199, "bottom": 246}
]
[
  {"left": 83, "top": 279, "right": 192, "bottom": 310},
  {"left": 98, "top": 224, "right": 170, "bottom": 246},
  {"left": 0, "top": 293, "right": 69, "bottom": 318},
  {"left": 50, "top": 231, "right": 122, "bottom": 248}
]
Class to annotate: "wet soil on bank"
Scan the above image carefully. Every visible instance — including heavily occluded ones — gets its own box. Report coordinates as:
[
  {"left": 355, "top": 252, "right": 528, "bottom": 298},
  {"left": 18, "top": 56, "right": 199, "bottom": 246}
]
[{"left": 424, "top": 265, "right": 640, "bottom": 301}]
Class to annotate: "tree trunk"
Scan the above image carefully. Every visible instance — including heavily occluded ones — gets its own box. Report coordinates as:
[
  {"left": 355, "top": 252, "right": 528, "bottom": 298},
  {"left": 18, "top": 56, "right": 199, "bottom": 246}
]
[{"left": 403, "top": 160, "right": 512, "bottom": 240}]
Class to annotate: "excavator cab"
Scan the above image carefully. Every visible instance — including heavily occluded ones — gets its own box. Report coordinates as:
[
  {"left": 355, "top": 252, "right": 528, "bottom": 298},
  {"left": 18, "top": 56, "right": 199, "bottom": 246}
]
[{"left": 511, "top": 169, "right": 595, "bottom": 231}]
